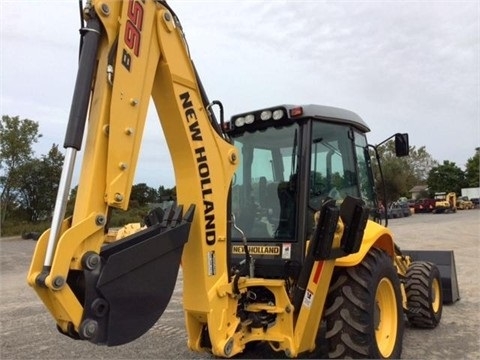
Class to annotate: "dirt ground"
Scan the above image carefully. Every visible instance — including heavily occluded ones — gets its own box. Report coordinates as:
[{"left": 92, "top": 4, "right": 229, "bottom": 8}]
[{"left": 1, "top": 209, "right": 479, "bottom": 359}]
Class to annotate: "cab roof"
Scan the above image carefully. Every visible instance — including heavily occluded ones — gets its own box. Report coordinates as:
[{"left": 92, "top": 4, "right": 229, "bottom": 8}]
[
  {"left": 285, "top": 104, "right": 370, "bottom": 133},
  {"left": 230, "top": 104, "right": 370, "bottom": 133}
]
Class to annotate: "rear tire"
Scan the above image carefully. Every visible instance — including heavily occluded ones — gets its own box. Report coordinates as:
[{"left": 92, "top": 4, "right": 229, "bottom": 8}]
[
  {"left": 325, "top": 248, "right": 404, "bottom": 359},
  {"left": 405, "top": 261, "right": 442, "bottom": 328}
]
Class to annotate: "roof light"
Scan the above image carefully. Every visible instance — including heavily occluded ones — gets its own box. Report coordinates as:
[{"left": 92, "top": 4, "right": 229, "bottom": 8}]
[
  {"left": 272, "top": 109, "right": 284, "bottom": 120},
  {"left": 260, "top": 110, "right": 272, "bottom": 121},
  {"left": 289, "top": 106, "right": 303, "bottom": 117},
  {"left": 245, "top": 114, "right": 255, "bottom": 124},
  {"left": 234, "top": 117, "right": 245, "bottom": 127}
]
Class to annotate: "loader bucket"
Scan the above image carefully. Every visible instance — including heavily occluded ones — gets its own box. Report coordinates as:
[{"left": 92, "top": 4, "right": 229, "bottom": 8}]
[
  {"left": 403, "top": 250, "right": 460, "bottom": 304},
  {"left": 71, "top": 205, "right": 195, "bottom": 346}
]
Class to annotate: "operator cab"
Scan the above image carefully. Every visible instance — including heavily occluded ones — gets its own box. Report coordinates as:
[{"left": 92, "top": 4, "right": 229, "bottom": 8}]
[{"left": 226, "top": 105, "right": 377, "bottom": 279}]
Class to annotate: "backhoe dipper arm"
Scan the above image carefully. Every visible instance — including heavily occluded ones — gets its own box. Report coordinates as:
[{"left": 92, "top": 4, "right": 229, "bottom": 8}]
[{"left": 27, "top": 0, "right": 238, "bottom": 347}]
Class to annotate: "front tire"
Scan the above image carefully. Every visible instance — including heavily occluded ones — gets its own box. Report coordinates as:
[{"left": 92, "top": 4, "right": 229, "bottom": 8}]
[
  {"left": 325, "top": 248, "right": 404, "bottom": 359},
  {"left": 405, "top": 261, "right": 442, "bottom": 328}
]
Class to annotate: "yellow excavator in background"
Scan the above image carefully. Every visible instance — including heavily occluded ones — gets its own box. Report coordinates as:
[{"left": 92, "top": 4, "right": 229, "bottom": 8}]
[
  {"left": 433, "top": 192, "right": 457, "bottom": 213},
  {"left": 27, "top": 1, "right": 458, "bottom": 358}
]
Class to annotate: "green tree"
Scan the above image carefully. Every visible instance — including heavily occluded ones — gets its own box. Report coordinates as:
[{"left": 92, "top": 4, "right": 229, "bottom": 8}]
[
  {"left": 373, "top": 141, "right": 437, "bottom": 203},
  {"left": 409, "top": 146, "right": 438, "bottom": 182},
  {"left": 0, "top": 115, "right": 42, "bottom": 224},
  {"left": 464, "top": 148, "right": 479, "bottom": 188},
  {"left": 427, "top": 160, "right": 466, "bottom": 194},
  {"left": 158, "top": 185, "right": 176, "bottom": 201},
  {"left": 66, "top": 185, "right": 78, "bottom": 217},
  {"left": 373, "top": 141, "right": 412, "bottom": 203},
  {"left": 130, "top": 183, "right": 158, "bottom": 207},
  {"left": 15, "top": 144, "right": 64, "bottom": 221}
]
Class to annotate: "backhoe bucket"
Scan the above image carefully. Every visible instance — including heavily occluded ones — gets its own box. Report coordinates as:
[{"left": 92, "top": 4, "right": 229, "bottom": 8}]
[
  {"left": 403, "top": 250, "right": 460, "bottom": 304},
  {"left": 71, "top": 205, "right": 195, "bottom": 346}
]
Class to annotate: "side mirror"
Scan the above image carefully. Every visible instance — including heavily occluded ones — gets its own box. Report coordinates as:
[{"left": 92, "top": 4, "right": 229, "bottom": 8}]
[{"left": 395, "top": 133, "right": 409, "bottom": 157}]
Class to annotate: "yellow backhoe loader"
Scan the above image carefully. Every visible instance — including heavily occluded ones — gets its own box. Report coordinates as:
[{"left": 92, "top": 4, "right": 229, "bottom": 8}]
[{"left": 27, "top": 1, "right": 459, "bottom": 358}]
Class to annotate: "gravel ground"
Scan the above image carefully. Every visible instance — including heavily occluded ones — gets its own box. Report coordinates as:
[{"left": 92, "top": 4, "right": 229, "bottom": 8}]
[{"left": 1, "top": 209, "right": 479, "bottom": 359}]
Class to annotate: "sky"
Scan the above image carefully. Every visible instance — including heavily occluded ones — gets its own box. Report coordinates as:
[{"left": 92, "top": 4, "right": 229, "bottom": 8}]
[{"left": 1, "top": 0, "right": 479, "bottom": 189}]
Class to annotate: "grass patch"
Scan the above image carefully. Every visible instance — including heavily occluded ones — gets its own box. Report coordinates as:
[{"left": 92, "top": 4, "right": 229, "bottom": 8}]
[
  {"left": 1, "top": 206, "right": 152, "bottom": 238},
  {"left": 1, "top": 220, "right": 50, "bottom": 238}
]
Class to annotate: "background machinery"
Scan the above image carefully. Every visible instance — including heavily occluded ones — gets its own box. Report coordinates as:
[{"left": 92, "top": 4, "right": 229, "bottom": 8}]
[
  {"left": 456, "top": 196, "right": 474, "bottom": 210},
  {"left": 28, "top": 1, "right": 457, "bottom": 358},
  {"left": 433, "top": 192, "right": 457, "bottom": 213}
]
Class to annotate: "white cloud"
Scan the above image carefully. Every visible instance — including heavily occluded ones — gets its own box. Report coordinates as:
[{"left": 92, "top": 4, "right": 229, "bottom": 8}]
[{"left": 1, "top": 0, "right": 478, "bottom": 189}]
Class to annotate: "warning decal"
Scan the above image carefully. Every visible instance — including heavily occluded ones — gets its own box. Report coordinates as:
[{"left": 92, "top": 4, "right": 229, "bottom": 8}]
[{"left": 303, "top": 289, "right": 314, "bottom": 308}]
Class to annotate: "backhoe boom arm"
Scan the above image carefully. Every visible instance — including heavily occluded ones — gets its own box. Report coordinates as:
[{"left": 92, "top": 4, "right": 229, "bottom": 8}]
[{"left": 28, "top": 0, "right": 238, "bottom": 347}]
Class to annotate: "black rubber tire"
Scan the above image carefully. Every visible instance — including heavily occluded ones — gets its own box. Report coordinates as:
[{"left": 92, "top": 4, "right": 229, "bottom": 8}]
[
  {"left": 405, "top": 261, "right": 443, "bottom": 328},
  {"left": 21, "top": 231, "right": 33, "bottom": 240},
  {"left": 325, "top": 248, "right": 404, "bottom": 359}
]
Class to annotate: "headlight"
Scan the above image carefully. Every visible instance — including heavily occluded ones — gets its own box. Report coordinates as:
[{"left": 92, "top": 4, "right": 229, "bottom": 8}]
[
  {"left": 234, "top": 117, "right": 245, "bottom": 127},
  {"left": 245, "top": 114, "right": 255, "bottom": 124},
  {"left": 272, "top": 109, "right": 284, "bottom": 120},
  {"left": 260, "top": 110, "right": 272, "bottom": 121}
]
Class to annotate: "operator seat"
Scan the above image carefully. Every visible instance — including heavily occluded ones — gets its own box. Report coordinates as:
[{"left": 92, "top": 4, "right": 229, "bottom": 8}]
[
  {"left": 276, "top": 176, "right": 296, "bottom": 238},
  {"left": 266, "top": 182, "right": 280, "bottom": 220}
]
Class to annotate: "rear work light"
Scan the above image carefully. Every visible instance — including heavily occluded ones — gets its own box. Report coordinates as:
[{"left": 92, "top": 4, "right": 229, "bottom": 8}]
[
  {"left": 272, "top": 109, "right": 284, "bottom": 120},
  {"left": 234, "top": 117, "right": 245, "bottom": 127},
  {"left": 245, "top": 114, "right": 255, "bottom": 124},
  {"left": 260, "top": 110, "right": 272, "bottom": 121},
  {"left": 230, "top": 107, "right": 289, "bottom": 131},
  {"left": 289, "top": 106, "right": 303, "bottom": 117}
]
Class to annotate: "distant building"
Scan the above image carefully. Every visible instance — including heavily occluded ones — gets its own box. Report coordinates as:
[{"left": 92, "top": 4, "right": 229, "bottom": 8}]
[{"left": 409, "top": 185, "right": 429, "bottom": 199}]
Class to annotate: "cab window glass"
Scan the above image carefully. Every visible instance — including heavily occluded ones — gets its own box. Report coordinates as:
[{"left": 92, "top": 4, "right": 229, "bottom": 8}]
[
  {"left": 231, "top": 124, "right": 299, "bottom": 239},
  {"left": 309, "top": 122, "right": 359, "bottom": 209}
]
